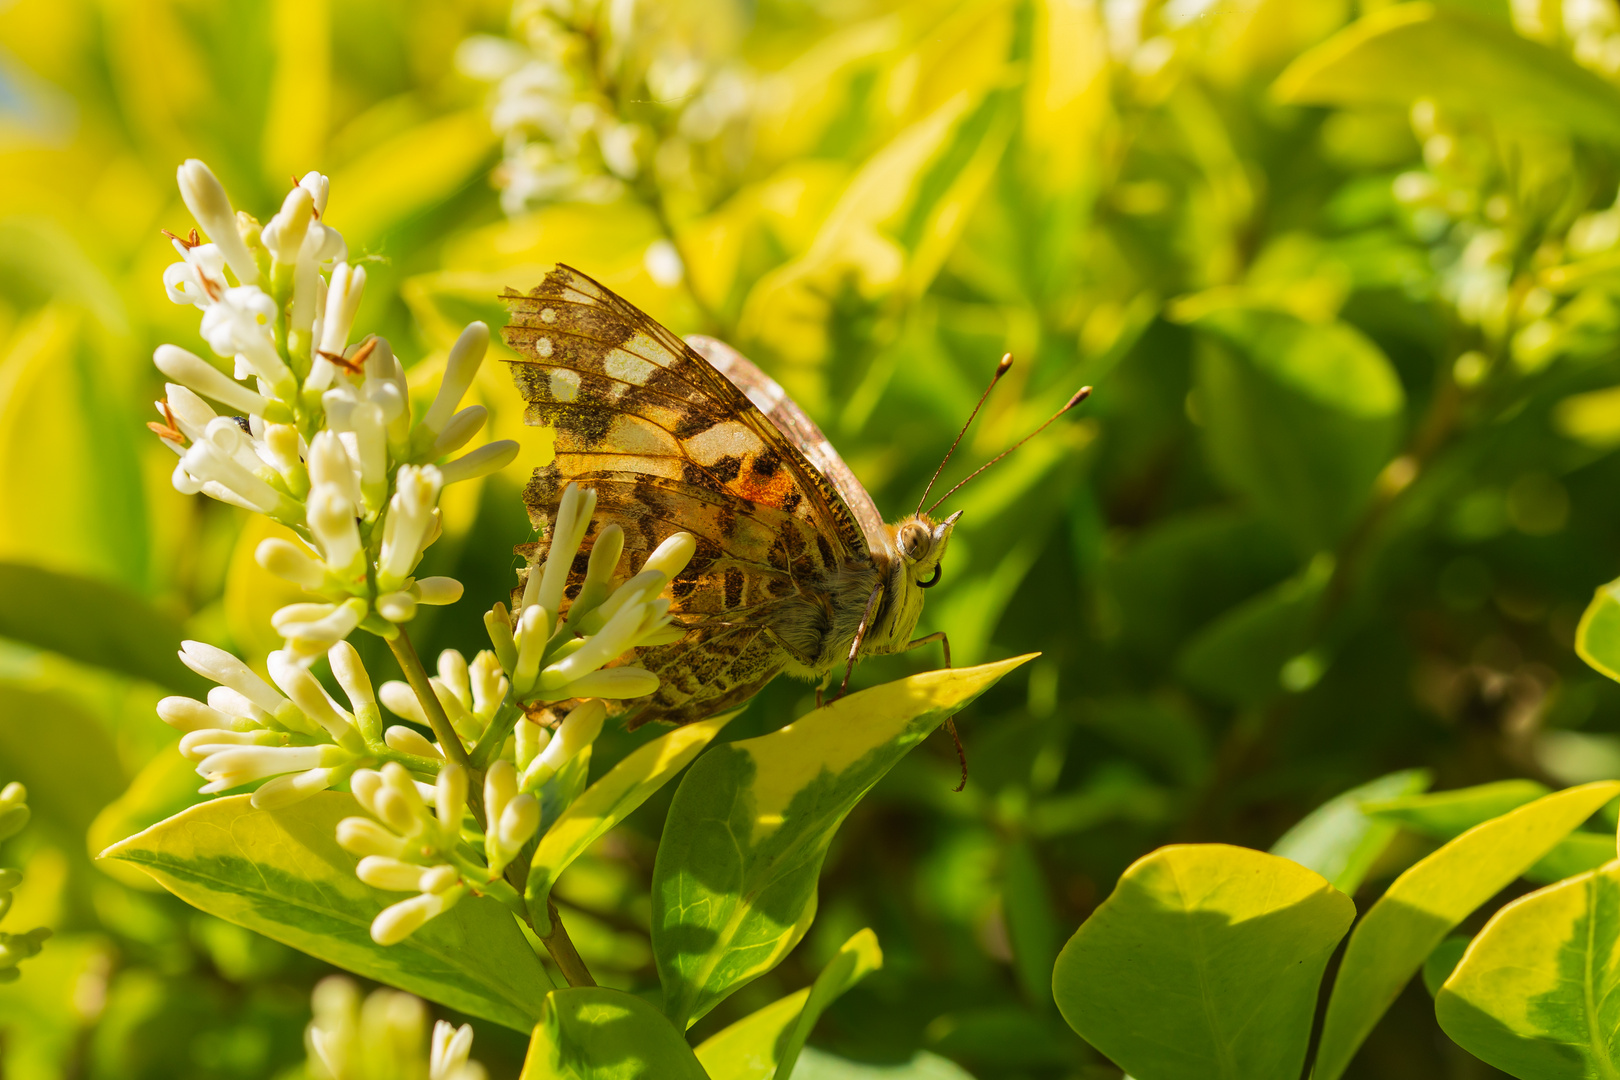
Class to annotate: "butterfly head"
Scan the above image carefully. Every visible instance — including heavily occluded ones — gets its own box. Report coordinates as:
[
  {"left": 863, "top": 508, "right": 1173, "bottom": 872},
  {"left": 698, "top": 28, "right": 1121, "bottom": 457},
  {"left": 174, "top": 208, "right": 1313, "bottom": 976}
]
[{"left": 892, "top": 510, "right": 961, "bottom": 590}]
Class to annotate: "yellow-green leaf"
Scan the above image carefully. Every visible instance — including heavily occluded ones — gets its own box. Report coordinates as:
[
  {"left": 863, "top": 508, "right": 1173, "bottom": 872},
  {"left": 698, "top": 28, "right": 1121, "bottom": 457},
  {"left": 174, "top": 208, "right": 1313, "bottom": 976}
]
[
  {"left": 101, "top": 792, "right": 553, "bottom": 1031},
  {"left": 520, "top": 987, "right": 708, "bottom": 1080},
  {"left": 652, "top": 657, "right": 1033, "bottom": 1029},
  {"left": 1313, "top": 781, "right": 1620, "bottom": 1080},
  {"left": 1052, "top": 844, "right": 1354, "bottom": 1080},
  {"left": 1578, "top": 577, "right": 1620, "bottom": 683},
  {"left": 1436, "top": 862, "right": 1620, "bottom": 1078},
  {"left": 1275, "top": 4, "right": 1620, "bottom": 144},
  {"left": 696, "top": 929, "right": 883, "bottom": 1080},
  {"left": 526, "top": 710, "right": 739, "bottom": 931}
]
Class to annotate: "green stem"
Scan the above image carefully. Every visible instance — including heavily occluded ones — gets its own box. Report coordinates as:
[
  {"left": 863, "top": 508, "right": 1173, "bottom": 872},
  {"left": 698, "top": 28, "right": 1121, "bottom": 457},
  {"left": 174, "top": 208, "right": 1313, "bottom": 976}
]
[
  {"left": 386, "top": 629, "right": 472, "bottom": 769},
  {"left": 469, "top": 699, "right": 525, "bottom": 770},
  {"left": 540, "top": 899, "right": 596, "bottom": 988}
]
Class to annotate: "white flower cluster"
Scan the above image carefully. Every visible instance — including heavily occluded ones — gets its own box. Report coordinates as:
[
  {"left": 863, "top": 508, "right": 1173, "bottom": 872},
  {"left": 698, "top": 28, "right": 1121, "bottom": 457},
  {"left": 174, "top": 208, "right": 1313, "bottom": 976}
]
[
  {"left": 0, "top": 783, "right": 49, "bottom": 984},
  {"left": 153, "top": 159, "right": 519, "bottom": 660},
  {"left": 337, "top": 759, "right": 541, "bottom": 944},
  {"left": 307, "top": 976, "right": 486, "bottom": 1080},
  {"left": 160, "top": 640, "right": 398, "bottom": 809},
  {"left": 458, "top": 0, "right": 754, "bottom": 221},
  {"left": 1393, "top": 102, "right": 1620, "bottom": 376}
]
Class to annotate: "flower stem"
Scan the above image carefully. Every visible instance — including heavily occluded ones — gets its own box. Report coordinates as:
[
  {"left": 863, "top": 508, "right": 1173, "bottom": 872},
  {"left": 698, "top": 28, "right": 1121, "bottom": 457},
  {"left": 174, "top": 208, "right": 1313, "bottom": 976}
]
[
  {"left": 386, "top": 628, "right": 472, "bottom": 769},
  {"left": 541, "top": 899, "right": 596, "bottom": 988}
]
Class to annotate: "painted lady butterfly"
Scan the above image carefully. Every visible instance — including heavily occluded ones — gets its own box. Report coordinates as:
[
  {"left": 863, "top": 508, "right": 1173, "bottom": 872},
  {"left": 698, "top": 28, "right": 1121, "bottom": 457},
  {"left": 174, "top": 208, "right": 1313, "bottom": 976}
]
[{"left": 500, "top": 265, "right": 1086, "bottom": 780}]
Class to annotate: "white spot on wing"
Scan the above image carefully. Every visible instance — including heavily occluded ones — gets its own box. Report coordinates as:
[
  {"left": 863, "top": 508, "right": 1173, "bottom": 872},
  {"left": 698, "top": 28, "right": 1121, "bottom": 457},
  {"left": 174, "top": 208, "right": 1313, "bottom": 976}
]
[
  {"left": 684, "top": 420, "right": 764, "bottom": 464},
  {"left": 604, "top": 349, "right": 656, "bottom": 384},
  {"left": 536, "top": 337, "right": 554, "bottom": 358},
  {"left": 550, "top": 368, "right": 580, "bottom": 402},
  {"left": 540, "top": 307, "right": 557, "bottom": 323}
]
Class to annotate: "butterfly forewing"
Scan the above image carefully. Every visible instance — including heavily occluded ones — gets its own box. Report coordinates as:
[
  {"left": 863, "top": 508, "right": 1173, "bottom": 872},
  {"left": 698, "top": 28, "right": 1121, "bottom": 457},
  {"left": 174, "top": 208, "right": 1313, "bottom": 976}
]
[{"left": 500, "top": 265, "right": 883, "bottom": 726}]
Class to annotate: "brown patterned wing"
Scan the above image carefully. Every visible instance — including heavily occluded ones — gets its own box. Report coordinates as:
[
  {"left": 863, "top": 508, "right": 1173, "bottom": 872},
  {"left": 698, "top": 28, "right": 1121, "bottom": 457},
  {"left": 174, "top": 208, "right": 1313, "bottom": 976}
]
[
  {"left": 685, "top": 334, "right": 892, "bottom": 560},
  {"left": 499, "top": 265, "right": 876, "bottom": 725}
]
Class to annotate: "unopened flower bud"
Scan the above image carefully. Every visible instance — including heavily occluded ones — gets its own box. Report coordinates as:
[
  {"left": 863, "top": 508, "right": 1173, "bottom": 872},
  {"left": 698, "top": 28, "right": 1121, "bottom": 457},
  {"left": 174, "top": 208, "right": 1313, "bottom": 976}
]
[
  {"left": 177, "top": 160, "right": 258, "bottom": 284},
  {"left": 422, "top": 322, "right": 490, "bottom": 435}
]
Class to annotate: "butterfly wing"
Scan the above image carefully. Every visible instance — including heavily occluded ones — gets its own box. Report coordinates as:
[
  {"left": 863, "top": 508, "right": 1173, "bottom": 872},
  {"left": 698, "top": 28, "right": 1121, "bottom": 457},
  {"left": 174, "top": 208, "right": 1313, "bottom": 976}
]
[
  {"left": 500, "top": 265, "right": 878, "bottom": 725},
  {"left": 685, "top": 334, "right": 892, "bottom": 560}
]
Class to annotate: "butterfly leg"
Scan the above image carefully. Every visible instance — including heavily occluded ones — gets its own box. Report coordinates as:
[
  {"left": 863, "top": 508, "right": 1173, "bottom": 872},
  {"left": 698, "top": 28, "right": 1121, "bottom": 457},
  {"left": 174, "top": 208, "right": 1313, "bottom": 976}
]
[
  {"left": 835, "top": 582, "right": 886, "bottom": 701},
  {"left": 901, "top": 632, "right": 967, "bottom": 792}
]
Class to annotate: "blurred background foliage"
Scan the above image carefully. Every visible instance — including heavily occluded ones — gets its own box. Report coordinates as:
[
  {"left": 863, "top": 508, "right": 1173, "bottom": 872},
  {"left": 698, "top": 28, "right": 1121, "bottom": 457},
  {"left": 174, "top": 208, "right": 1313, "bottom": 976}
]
[{"left": 6, "top": 0, "right": 1620, "bottom": 1075}]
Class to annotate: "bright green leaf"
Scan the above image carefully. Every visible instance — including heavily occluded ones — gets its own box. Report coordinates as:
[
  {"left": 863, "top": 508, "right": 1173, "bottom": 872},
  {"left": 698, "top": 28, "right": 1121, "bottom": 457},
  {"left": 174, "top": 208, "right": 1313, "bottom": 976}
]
[
  {"left": 1578, "top": 578, "right": 1620, "bottom": 683},
  {"left": 1275, "top": 4, "right": 1620, "bottom": 145},
  {"left": 792, "top": 1049, "right": 977, "bottom": 1080},
  {"left": 1052, "top": 844, "right": 1355, "bottom": 1080},
  {"left": 1270, "top": 768, "right": 1433, "bottom": 895},
  {"left": 652, "top": 657, "right": 1033, "bottom": 1029},
  {"left": 100, "top": 792, "right": 552, "bottom": 1031},
  {"left": 1313, "top": 781, "right": 1620, "bottom": 1080},
  {"left": 1437, "top": 862, "right": 1620, "bottom": 1078},
  {"left": 527, "top": 711, "right": 738, "bottom": 932},
  {"left": 696, "top": 928, "right": 882, "bottom": 1080},
  {"left": 520, "top": 987, "right": 708, "bottom": 1080},
  {"left": 86, "top": 748, "right": 206, "bottom": 890},
  {"left": 0, "top": 681, "right": 126, "bottom": 836}
]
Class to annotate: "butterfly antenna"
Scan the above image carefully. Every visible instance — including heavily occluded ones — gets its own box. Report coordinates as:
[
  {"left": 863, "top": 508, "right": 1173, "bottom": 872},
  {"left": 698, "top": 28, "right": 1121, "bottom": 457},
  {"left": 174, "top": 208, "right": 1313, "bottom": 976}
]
[
  {"left": 915, "top": 353, "right": 1015, "bottom": 514},
  {"left": 925, "top": 385, "right": 1093, "bottom": 515}
]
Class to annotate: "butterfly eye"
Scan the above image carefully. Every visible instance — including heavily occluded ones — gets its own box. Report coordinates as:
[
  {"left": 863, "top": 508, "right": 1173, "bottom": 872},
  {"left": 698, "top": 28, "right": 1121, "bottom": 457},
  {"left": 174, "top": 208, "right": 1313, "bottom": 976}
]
[{"left": 917, "top": 564, "right": 942, "bottom": 589}]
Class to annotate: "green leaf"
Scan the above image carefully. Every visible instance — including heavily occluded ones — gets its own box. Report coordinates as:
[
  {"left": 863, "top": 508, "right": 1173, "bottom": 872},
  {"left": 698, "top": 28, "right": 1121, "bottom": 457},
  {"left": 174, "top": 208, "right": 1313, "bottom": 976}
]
[
  {"left": 1313, "top": 781, "right": 1620, "bottom": 1080},
  {"left": 86, "top": 748, "right": 207, "bottom": 890},
  {"left": 1437, "top": 862, "right": 1620, "bottom": 1078},
  {"left": 1364, "top": 779, "right": 1552, "bottom": 839},
  {"left": 329, "top": 110, "right": 497, "bottom": 249},
  {"left": 696, "top": 928, "right": 883, "bottom": 1080},
  {"left": 1578, "top": 578, "right": 1620, "bottom": 683},
  {"left": 1422, "top": 935, "right": 1471, "bottom": 998},
  {"left": 0, "top": 681, "right": 127, "bottom": 837},
  {"left": 527, "top": 711, "right": 738, "bottom": 932},
  {"left": 791, "top": 1049, "right": 978, "bottom": 1080},
  {"left": 1175, "top": 555, "right": 1334, "bottom": 705},
  {"left": 1051, "top": 844, "right": 1354, "bottom": 1080},
  {"left": 1270, "top": 768, "right": 1433, "bottom": 895},
  {"left": 520, "top": 987, "right": 709, "bottom": 1080},
  {"left": 1186, "top": 307, "right": 1403, "bottom": 552},
  {"left": 100, "top": 792, "right": 552, "bottom": 1031},
  {"left": 1002, "top": 839, "right": 1061, "bottom": 1009},
  {"left": 652, "top": 657, "right": 1033, "bottom": 1029},
  {"left": 0, "top": 563, "right": 202, "bottom": 693},
  {"left": 1275, "top": 4, "right": 1620, "bottom": 145}
]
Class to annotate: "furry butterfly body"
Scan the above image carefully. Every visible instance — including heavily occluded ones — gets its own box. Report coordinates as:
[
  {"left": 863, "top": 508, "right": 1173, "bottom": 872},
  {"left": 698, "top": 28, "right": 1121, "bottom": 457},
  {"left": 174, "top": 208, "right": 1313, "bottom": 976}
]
[{"left": 500, "top": 265, "right": 956, "bottom": 727}]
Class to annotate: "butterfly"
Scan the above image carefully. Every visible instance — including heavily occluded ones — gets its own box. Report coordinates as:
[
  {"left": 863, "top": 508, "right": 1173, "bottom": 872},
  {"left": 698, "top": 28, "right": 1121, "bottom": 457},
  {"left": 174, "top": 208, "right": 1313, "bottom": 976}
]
[{"left": 499, "top": 265, "right": 1087, "bottom": 785}]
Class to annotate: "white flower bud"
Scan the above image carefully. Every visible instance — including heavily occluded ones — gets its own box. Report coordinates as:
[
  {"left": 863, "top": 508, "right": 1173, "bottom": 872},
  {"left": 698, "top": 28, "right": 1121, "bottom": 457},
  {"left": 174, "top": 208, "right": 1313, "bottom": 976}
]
[
  {"left": 377, "top": 466, "right": 444, "bottom": 589},
  {"left": 516, "top": 719, "right": 550, "bottom": 770},
  {"left": 379, "top": 681, "right": 428, "bottom": 725},
  {"left": 376, "top": 592, "right": 418, "bottom": 622},
  {"left": 416, "top": 578, "right": 464, "bottom": 606},
  {"left": 319, "top": 263, "right": 366, "bottom": 358},
  {"left": 512, "top": 604, "right": 551, "bottom": 696},
  {"left": 180, "top": 641, "right": 289, "bottom": 714},
  {"left": 350, "top": 401, "right": 387, "bottom": 506},
  {"left": 268, "top": 650, "right": 355, "bottom": 740},
  {"left": 336, "top": 816, "right": 409, "bottom": 858},
  {"left": 155, "top": 345, "right": 268, "bottom": 417},
  {"left": 195, "top": 743, "right": 337, "bottom": 792},
  {"left": 206, "top": 686, "right": 272, "bottom": 726},
  {"left": 431, "top": 406, "right": 488, "bottom": 456},
  {"left": 299, "top": 171, "right": 331, "bottom": 215},
  {"left": 641, "top": 531, "right": 697, "bottom": 580},
  {"left": 251, "top": 766, "right": 336, "bottom": 808},
  {"left": 469, "top": 652, "right": 507, "bottom": 716},
  {"left": 541, "top": 599, "right": 648, "bottom": 690},
  {"left": 180, "top": 438, "right": 289, "bottom": 517},
  {"left": 308, "top": 431, "right": 364, "bottom": 508},
  {"left": 271, "top": 601, "right": 363, "bottom": 649},
  {"left": 431, "top": 1021, "right": 476, "bottom": 1080},
  {"left": 531, "top": 483, "right": 595, "bottom": 619},
  {"left": 422, "top": 322, "right": 490, "bottom": 435},
  {"left": 497, "top": 794, "right": 539, "bottom": 851},
  {"left": 157, "top": 696, "right": 232, "bottom": 733},
  {"left": 163, "top": 384, "right": 218, "bottom": 442},
  {"left": 371, "top": 891, "right": 453, "bottom": 945},
  {"left": 484, "top": 760, "right": 518, "bottom": 835},
  {"left": 328, "top": 641, "right": 376, "bottom": 715},
  {"left": 583, "top": 524, "right": 624, "bottom": 592},
  {"left": 178, "top": 727, "right": 271, "bottom": 759},
  {"left": 439, "top": 440, "right": 520, "bottom": 485},
  {"left": 589, "top": 571, "right": 666, "bottom": 628},
  {"left": 356, "top": 856, "right": 434, "bottom": 892},
  {"left": 551, "top": 666, "right": 659, "bottom": 699},
  {"left": 419, "top": 865, "right": 460, "bottom": 894},
  {"left": 307, "top": 485, "right": 363, "bottom": 571},
  {"left": 176, "top": 160, "right": 258, "bottom": 284},
  {"left": 436, "top": 762, "right": 468, "bottom": 834},
  {"left": 263, "top": 185, "right": 315, "bottom": 265},
  {"left": 384, "top": 725, "right": 442, "bottom": 760},
  {"left": 537, "top": 700, "right": 605, "bottom": 774}
]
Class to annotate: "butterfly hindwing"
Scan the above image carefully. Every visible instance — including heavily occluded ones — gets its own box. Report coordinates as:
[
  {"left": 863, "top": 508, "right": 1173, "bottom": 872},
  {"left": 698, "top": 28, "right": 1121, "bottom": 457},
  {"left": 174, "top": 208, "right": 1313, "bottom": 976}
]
[{"left": 501, "top": 265, "right": 880, "bottom": 726}]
